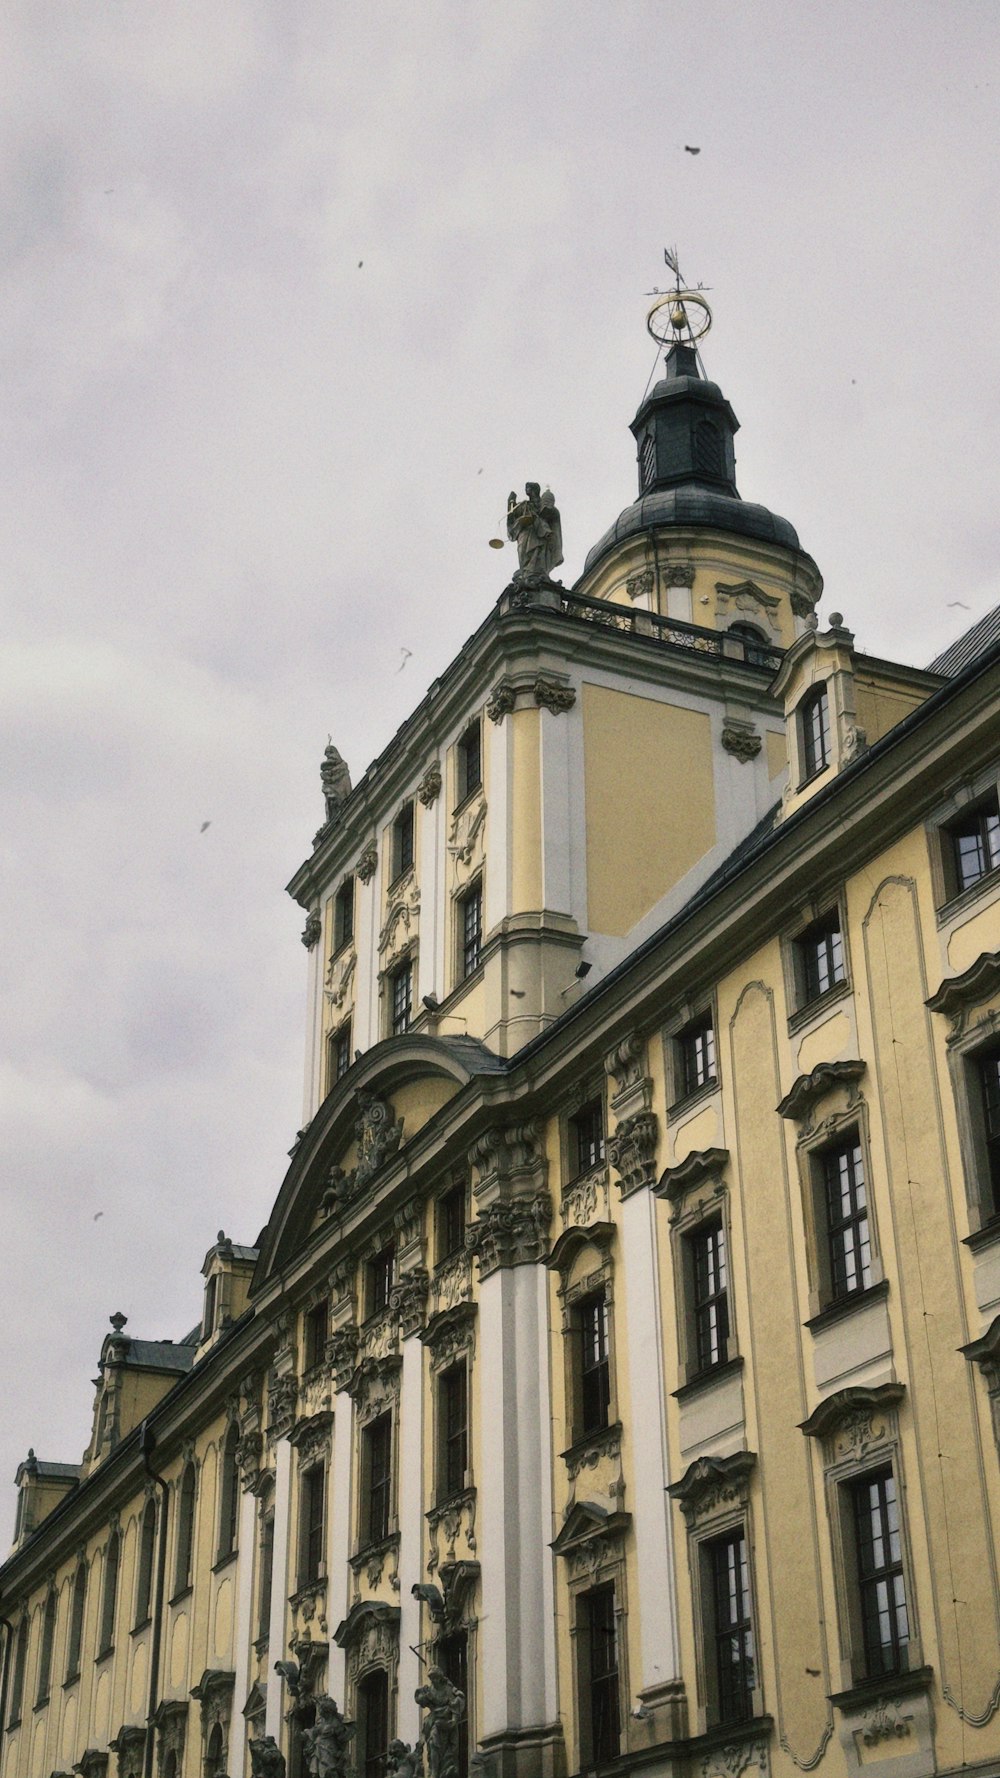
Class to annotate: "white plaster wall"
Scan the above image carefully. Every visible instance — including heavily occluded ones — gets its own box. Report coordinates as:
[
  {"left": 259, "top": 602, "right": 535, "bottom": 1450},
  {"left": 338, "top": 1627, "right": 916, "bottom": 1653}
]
[
  {"left": 620, "top": 1189, "right": 681, "bottom": 1691},
  {"left": 539, "top": 700, "right": 576, "bottom": 917},
  {"left": 354, "top": 848, "right": 381, "bottom": 1054},
  {"left": 326, "top": 1393, "right": 354, "bottom": 1701},
  {"left": 265, "top": 1439, "right": 292, "bottom": 1738},
  {"left": 232, "top": 1486, "right": 258, "bottom": 1775},
  {"left": 484, "top": 716, "right": 510, "bottom": 934},
  {"left": 396, "top": 1335, "right": 425, "bottom": 1745}
]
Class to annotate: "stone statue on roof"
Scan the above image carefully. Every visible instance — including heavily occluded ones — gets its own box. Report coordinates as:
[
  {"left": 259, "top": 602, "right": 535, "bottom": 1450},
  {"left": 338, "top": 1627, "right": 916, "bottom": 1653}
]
[
  {"left": 320, "top": 742, "right": 352, "bottom": 824},
  {"left": 506, "top": 483, "right": 563, "bottom": 583}
]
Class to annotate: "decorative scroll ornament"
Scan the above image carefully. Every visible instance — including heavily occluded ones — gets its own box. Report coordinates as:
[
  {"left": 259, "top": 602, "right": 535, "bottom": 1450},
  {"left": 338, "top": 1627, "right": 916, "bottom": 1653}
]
[
  {"left": 486, "top": 682, "right": 517, "bottom": 724},
  {"left": 721, "top": 722, "right": 762, "bottom": 763},
  {"left": 390, "top": 1269, "right": 430, "bottom": 1340},
  {"left": 301, "top": 910, "right": 323, "bottom": 949},
  {"left": 267, "top": 1374, "right": 298, "bottom": 1442},
  {"left": 533, "top": 677, "right": 576, "bottom": 715},
  {"left": 417, "top": 764, "right": 443, "bottom": 808},
  {"left": 378, "top": 872, "right": 420, "bottom": 958},
  {"left": 861, "top": 1699, "right": 909, "bottom": 1746},
  {"left": 606, "top": 1111, "right": 659, "bottom": 1196},
  {"left": 325, "top": 947, "right": 356, "bottom": 1009},
  {"left": 357, "top": 841, "right": 378, "bottom": 884},
  {"left": 626, "top": 568, "right": 655, "bottom": 601},
  {"left": 466, "top": 1193, "right": 551, "bottom": 1277},
  {"left": 355, "top": 1091, "right": 404, "bottom": 1188},
  {"left": 665, "top": 562, "right": 696, "bottom": 587}
]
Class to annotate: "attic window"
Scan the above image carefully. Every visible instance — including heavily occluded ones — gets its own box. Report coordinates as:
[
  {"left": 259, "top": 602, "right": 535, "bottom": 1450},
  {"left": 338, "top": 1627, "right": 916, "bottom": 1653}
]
[
  {"left": 695, "top": 419, "right": 723, "bottom": 479},
  {"left": 203, "top": 1274, "right": 218, "bottom": 1341},
  {"left": 640, "top": 431, "right": 656, "bottom": 491}
]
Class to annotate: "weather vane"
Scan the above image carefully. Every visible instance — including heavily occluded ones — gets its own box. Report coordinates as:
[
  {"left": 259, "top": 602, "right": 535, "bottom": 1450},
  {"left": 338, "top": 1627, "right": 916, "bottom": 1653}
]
[{"left": 645, "top": 247, "right": 712, "bottom": 350}]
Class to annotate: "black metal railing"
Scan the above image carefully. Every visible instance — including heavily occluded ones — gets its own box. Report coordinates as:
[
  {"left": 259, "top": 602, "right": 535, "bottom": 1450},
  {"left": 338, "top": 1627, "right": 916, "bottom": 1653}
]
[{"left": 555, "top": 587, "right": 784, "bottom": 672}]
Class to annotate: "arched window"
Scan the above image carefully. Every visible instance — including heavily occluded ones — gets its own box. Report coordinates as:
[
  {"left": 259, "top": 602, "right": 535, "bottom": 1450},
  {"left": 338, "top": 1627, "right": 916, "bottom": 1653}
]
[
  {"left": 7, "top": 1617, "right": 28, "bottom": 1725},
  {"left": 205, "top": 1722, "right": 225, "bottom": 1778},
  {"left": 35, "top": 1590, "right": 57, "bottom": 1705},
  {"left": 800, "top": 684, "right": 831, "bottom": 779},
  {"left": 65, "top": 1561, "right": 87, "bottom": 1681},
  {"left": 174, "top": 1464, "right": 196, "bottom": 1596},
  {"left": 98, "top": 1528, "right": 120, "bottom": 1654},
  {"left": 358, "top": 1669, "right": 389, "bottom": 1778},
  {"left": 729, "top": 622, "right": 771, "bottom": 667},
  {"left": 135, "top": 1498, "right": 157, "bottom": 1626},
  {"left": 217, "top": 1423, "right": 240, "bottom": 1561}
]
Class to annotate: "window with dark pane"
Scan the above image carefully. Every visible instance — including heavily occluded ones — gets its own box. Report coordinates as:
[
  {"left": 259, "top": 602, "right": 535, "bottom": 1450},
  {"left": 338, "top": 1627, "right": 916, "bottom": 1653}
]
[
  {"left": 7, "top": 1617, "right": 27, "bottom": 1725},
  {"left": 66, "top": 1562, "right": 87, "bottom": 1681},
  {"left": 801, "top": 685, "right": 831, "bottom": 779},
  {"left": 583, "top": 1585, "right": 620, "bottom": 1765},
  {"left": 796, "top": 911, "right": 845, "bottom": 1004},
  {"left": 367, "top": 1244, "right": 394, "bottom": 1318},
  {"left": 437, "top": 1183, "right": 466, "bottom": 1263},
  {"left": 946, "top": 793, "right": 1000, "bottom": 896},
  {"left": 99, "top": 1528, "right": 120, "bottom": 1654},
  {"left": 135, "top": 1497, "right": 157, "bottom": 1625},
  {"left": 359, "top": 1669, "right": 389, "bottom": 1778},
  {"left": 577, "top": 1292, "right": 611, "bottom": 1437},
  {"left": 570, "top": 1098, "right": 605, "bottom": 1177},
  {"left": 202, "top": 1272, "right": 218, "bottom": 1341},
  {"left": 458, "top": 722, "right": 482, "bottom": 802},
  {"left": 438, "top": 1631, "right": 469, "bottom": 1778},
  {"left": 850, "top": 1468, "right": 909, "bottom": 1677},
  {"left": 304, "top": 1298, "right": 329, "bottom": 1372},
  {"left": 639, "top": 430, "right": 657, "bottom": 492},
  {"left": 678, "top": 1013, "right": 717, "bottom": 1098},
  {"left": 708, "top": 1530, "right": 755, "bottom": 1723},
  {"left": 35, "top": 1590, "right": 56, "bottom": 1704},
  {"left": 218, "top": 1422, "right": 240, "bottom": 1560},
  {"left": 299, "top": 1464, "right": 325, "bottom": 1586},
  {"left": 978, "top": 1044, "right": 1000, "bottom": 1216},
  {"left": 691, "top": 1220, "right": 729, "bottom": 1371},
  {"left": 822, "top": 1136, "right": 872, "bottom": 1301},
  {"left": 364, "top": 1412, "right": 393, "bottom": 1546},
  {"left": 729, "top": 622, "right": 772, "bottom": 667},
  {"left": 460, "top": 882, "right": 483, "bottom": 979},
  {"left": 330, "top": 1019, "right": 352, "bottom": 1086},
  {"left": 174, "top": 1462, "right": 196, "bottom": 1594},
  {"left": 439, "top": 1364, "right": 468, "bottom": 1500},
  {"left": 334, "top": 876, "right": 355, "bottom": 951},
  {"left": 258, "top": 1510, "right": 274, "bottom": 1639},
  {"left": 393, "top": 803, "right": 415, "bottom": 880},
  {"left": 391, "top": 960, "right": 413, "bottom": 1035}
]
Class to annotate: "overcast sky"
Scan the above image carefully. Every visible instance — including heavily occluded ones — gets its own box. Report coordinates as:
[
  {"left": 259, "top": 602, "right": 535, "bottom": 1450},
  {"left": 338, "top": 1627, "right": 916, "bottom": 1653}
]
[{"left": 2, "top": 0, "right": 998, "bottom": 1533}]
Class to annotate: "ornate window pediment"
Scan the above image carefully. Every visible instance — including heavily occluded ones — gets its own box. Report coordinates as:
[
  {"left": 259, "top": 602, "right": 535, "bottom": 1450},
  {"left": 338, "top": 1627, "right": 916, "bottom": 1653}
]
[
  {"left": 655, "top": 1146, "right": 729, "bottom": 1206},
  {"left": 547, "top": 1221, "right": 615, "bottom": 1276},
  {"left": 927, "top": 949, "right": 1000, "bottom": 1037},
  {"left": 420, "top": 1301, "right": 477, "bottom": 1371},
  {"left": 777, "top": 1059, "right": 866, "bottom": 1129},
  {"left": 799, "top": 1382, "right": 905, "bottom": 1466},
  {"left": 109, "top": 1723, "right": 145, "bottom": 1778},
  {"left": 333, "top": 1598, "right": 401, "bottom": 1693},
  {"left": 668, "top": 1450, "right": 756, "bottom": 1524},
  {"left": 550, "top": 1500, "right": 631, "bottom": 1578}
]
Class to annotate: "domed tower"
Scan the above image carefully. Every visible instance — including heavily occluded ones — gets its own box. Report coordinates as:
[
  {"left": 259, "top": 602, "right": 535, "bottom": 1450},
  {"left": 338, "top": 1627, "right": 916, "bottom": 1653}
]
[{"left": 577, "top": 285, "right": 822, "bottom": 648}]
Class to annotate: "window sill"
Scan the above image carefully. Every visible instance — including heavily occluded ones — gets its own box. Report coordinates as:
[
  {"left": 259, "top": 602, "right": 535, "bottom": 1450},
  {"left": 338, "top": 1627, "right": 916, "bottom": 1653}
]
[
  {"left": 684, "top": 1715, "right": 774, "bottom": 1760},
  {"left": 289, "top": 1576, "right": 327, "bottom": 1611},
  {"left": 32, "top": 1696, "right": 50, "bottom": 1714},
  {"left": 168, "top": 1585, "right": 193, "bottom": 1608},
  {"left": 253, "top": 1633, "right": 270, "bottom": 1657},
  {"left": 387, "top": 865, "right": 415, "bottom": 897},
  {"left": 673, "top": 1355, "right": 744, "bottom": 1401},
  {"left": 830, "top": 1665, "right": 932, "bottom": 1711},
  {"left": 453, "top": 783, "right": 483, "bottom": 821},
  {"left": 560, "top": 1421, "right": 623, "bottom": 1472},
  {"left": 426, "top": 1486, "right": 476, "bottom": 1528},
  {"left": 94, "top": 1645, "right": 114, "bottom": 1666},
  {"left": 936, "top": 865, "right": 1000, "bottom": 927},
  {"left": 350, "top": 1530, "right": 400, "bottom": 1572},
  {"left": 129, "top": 1618, "right": 151, "bottom": 1638},
  {"left": 798, "top": 761, "right": 832, "bottom": 793},
  {"left": 5, "top": 1718, "right": 21, "bottom": 1733},
  {"left": 963, "top": 1215, "right": 1000, "bottom": 1254},
  {"left": 668, "top": 1077, "right": 719, "bottom": 1121},
  {"left": 62, "top": 1673, "right": 80, "bottom": 1691},
  {"left": 805, "top": 1278, "right": 888, "bottom": 1334},
  {"left": 787, "top": 975, "right": 851, "bottom": 1035},
  {"left": 212, "top": 1549, "right": 238, "bottom": 1576}
]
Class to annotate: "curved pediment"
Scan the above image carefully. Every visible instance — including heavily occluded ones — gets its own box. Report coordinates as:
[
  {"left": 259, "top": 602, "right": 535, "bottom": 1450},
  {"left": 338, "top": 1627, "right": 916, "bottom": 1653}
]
[{"left": 252, "top": 1034, "right": 505, "bottom": 1290}]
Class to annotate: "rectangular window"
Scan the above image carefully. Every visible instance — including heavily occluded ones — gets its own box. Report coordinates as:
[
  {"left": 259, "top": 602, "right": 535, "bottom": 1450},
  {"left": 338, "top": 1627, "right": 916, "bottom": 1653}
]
[
  {"left": 691, "top": 1221, "right": 729, "bottom": 1372},
  {"left": 796, "top": 911, "right": 845, "bottom": 1006},
  {"left": 577, "top": 1292, "right": 611, "bottom": 1438},
  {"left": 334, "top": 876, "right": 355, "bottom": 951},
  {"left": 299, "top": 1465, "right": 325, "bottom": 1586},
  {"left": 393, "top": 803, "right": 415, "bottom": 880},
  {"left": 367, "top": 1245, "right": 394, "bottom": 1317},
  {"left": 678, "top": 1013, "right": 717, "bottom": 1099},
  {"left": 978, "top": 1045, "right": 1000, "bottom": 1217},
  {"left": 437, "top": 1183, "right": 466, "bottom": 1263},
  {"left": 390, "top": 961, "right": 413, "bottom": 1035},
  {"left": 304, "top": 1299, "right": 329, "bottom": 1372},
  {"left": 801, "top": 686, "right": 831, "bottom": 779},
  {"left": 459, "top": 883, "right": 483, "bottom": 979},
  {"left": 708, "top": 1530, "right": 755, "bottom": 1724},
  {"left": 258, "top": 1510, "right": 274, "bottom": 1639},
  {"left": 570, "top": 1098, "right": 605, "bottom": 1177},
  {"left": 944, "top": 793, "right": 1000, "bottom": 897},
  {"left": 822, "top": 1136, "right": 872, "bottom": 1301},
  {"left": 582, "top": 1586, "right": 620, "bottom": 1766},
  {"left": 457, "top": 722, "right": 482, "bottom": 802},
  {"left": 439, "top": 1364, "right": 468, "bottom": 1500},
  {"left": 363, "top": 1412, "right": 393, "bottom": 1546},
  {"left": 360, "top": 1670, "right": 389, "bottom": 1778},
  {"left": 202, "top": 1273, "right": 218, "bottom": 1341},
  {"left": 850, "top": 1468, "right": 909, "bottom": 1678},
  {"left": 330, "top": 1019, "right": 353, "bottom": 1086}
]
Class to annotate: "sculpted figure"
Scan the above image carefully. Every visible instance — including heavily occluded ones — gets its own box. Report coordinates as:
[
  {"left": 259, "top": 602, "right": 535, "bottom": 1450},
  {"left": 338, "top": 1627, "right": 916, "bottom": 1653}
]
[
  {"left": 387, "top": 1740, "right": 421, "bottom": 1778},
  {"left": 506, "top": 483, "right": 563, "bottom": 582},
  {"left": 249, "top": 1736, "right": 286, "bottom": 1778},
  {"left": 320, "top": 742, "right": 353, "bottom": 823},
  {"left": 415, "top": 1667, "right": 465, "bottom": 1778},
  {"left": 301, "top": 1694, "right": 354, "bottom": 1778}
]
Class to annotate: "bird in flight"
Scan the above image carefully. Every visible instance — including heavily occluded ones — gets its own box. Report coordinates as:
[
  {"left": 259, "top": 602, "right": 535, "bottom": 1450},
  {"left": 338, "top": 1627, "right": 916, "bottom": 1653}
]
[
  {"left": 200, "top": 821, "right": 212, "bottom": 832},
  {"left": 398, "top": 648, "right": 412, "bottom": 672},
  {"left": 684, "top": 145, "right": 701, "bottom": 154},
  {"left": 93, "top": 1211, "right": 104, "bottom": 1221}
]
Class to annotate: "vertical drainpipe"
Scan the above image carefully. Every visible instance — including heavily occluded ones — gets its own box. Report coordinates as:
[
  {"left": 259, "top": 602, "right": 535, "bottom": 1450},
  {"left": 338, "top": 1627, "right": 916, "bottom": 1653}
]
[{"left": 140, "top": 1422, "right": 170, "bottom": 1778}]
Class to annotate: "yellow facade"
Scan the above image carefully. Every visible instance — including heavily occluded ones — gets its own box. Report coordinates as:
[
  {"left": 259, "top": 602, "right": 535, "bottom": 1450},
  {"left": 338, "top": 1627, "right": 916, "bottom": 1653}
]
[{"left": 3, "top": 327, "right": 1000, "bottom": 1778}]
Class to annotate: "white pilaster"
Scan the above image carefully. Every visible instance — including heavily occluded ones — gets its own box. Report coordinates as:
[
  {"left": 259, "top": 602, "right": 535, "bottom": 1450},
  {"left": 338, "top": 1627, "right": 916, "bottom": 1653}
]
[
  {"left": 484, "top": 716, "right": 510, "bottom": 932},
  {"left": 396, "top": 1334, "right": 425, "bottom": 1745},
  {"left": 326, "top": 1394, "right": 354, "bottom": 1702},
  {"left": 265, "top": 1438, "right": 293, "bottom": 1739},
  {"left": 232, "top": 1486, "right": 258, "bottom": 1771},
  {"left": 303, "top": 918, "right": 325, "bottom": 1124},
  {"left": 539, "top": 703, "right": 575, "bottom": 916},
  {"left": 477, "top": 1263, "right": 557, "bottom": 1738},
  {"left": 355, "top": 853, "right": 380, "bottom": 1053},
  {"left": 619, "top": 1188, "right": 681, "bottom": 1690}
]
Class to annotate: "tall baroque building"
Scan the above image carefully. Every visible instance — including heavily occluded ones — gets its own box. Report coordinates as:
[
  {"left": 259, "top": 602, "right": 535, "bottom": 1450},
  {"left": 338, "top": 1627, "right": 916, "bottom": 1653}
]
[{"left": 3, "top": 315, "right": 1000, "bottom": 1778}]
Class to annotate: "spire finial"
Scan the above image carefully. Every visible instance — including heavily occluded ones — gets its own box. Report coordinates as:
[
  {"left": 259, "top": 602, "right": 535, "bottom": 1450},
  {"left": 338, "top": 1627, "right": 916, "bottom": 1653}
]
[{"left": 646, "top": 250, "right": 712, "bottom": 355}]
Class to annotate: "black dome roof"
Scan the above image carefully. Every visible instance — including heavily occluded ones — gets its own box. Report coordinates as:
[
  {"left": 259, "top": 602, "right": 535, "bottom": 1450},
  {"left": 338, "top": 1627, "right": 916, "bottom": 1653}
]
[{"left": 583, "top": 484, "right": 802, "bottom": 575}]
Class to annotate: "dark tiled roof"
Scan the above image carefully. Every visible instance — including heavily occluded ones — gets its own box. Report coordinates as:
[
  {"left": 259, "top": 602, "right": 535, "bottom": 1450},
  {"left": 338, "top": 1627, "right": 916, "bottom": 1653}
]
[
  {"left": 121, "top": 1340, "right": 197, "bottom": 1373},
  {"left": 929, "top": 602, "right": 1000, "bottom": 676},
  {"left": 31, "top": 1461, "right": 80, "bottom": 1480},
  {"left": 437, "top": 1035, "right": 508, "bottom": 1074},
  {"left": 583, "top": 485, "right": 805, "bottom": 576}
]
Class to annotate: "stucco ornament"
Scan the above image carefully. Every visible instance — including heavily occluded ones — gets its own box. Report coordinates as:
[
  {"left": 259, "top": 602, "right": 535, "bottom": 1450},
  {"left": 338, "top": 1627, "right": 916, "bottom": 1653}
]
[
  {"left": 354, "top": 1090, "right": 405, "bottom": 1189},
  {"left": 301, "top": 1695, "right": 354, "bottom": 1778},
  {"left": 250, "top": 1736, "right": 287, "bottom": 1778},
  {"left": 486, "top": 682, "right": 516, "bottom": 724},
  {"left": 506, "top": 483, "right": 563, "bottom": 583},
  {"left": 533, "top": 677, "right": 576, "bottom": 714},
  {"left": 416, "top": 1667, "right": 466, "bottom": 1778},
  {"left": 418, "top": 763, "right": 443, "bottom": 807},
  {"left": 301, "top": 910, "right": 322, "bottom": 949},
  {"left": 357, "top": 840, "right": 378, "bottom": 883},
  {"left": 721, "top": 721, "right": 762, "bottom": 763}
]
